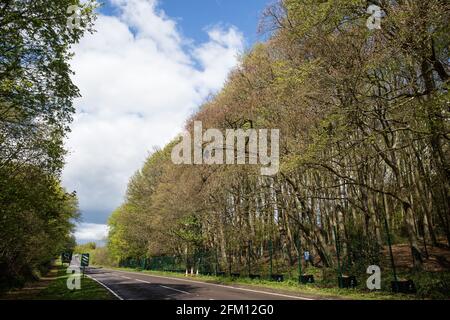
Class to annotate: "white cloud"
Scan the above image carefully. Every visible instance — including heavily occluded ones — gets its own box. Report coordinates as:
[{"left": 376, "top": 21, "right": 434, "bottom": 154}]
[
  {"left": 74, "top": 223, "right": 109, "bottom": 243},
  {"left": 62, "top": 0, "right": 244, "bottom": 234}
]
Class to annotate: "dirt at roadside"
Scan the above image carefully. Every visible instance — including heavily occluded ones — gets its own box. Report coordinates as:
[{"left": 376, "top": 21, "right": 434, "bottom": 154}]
[
  {"left": 0, "top": 267, "right": 59, "bottom": 300},
  {"left": 382, "top": 243, "right": 450, "bottom": 272}
]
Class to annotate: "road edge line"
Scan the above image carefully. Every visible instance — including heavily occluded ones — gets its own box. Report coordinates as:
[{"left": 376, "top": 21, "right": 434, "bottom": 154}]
[{"left": 86, "top": 274, "right": 124, "bottom": 300}]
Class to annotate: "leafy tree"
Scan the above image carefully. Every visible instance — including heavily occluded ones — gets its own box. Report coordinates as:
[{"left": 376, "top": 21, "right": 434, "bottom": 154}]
[
  {"left": 0, "top": 0, "right": 96, "bottom": 290},
  {"left": 107, "top": 0, "right": 449, "bottom": 283}
]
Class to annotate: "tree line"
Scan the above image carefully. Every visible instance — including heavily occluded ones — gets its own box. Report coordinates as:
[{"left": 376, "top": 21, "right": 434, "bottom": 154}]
[
  {"left": 108, "top": 0, "right": 449, "bottom": 277},
  {"left": 0, "top": 0, "right": 96, "bottom": 290}
]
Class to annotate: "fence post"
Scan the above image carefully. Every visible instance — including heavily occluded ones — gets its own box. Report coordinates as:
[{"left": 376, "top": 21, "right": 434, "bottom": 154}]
[
  {"left": 334, "top": 226, "right": 343, "bottom": 288},
  {"left": 198, "top": 250, "right": 202, "bottom": 275},
  {"left": 247, "top": 240, "right": 251, "bottom": 277},
  {"left": 383, "top": 213, "right": 398, "bottom": 289},
  {"left": 227, "top": 249, "right": 232, "bottom": 276},
  {"left": 268, "top": 239, "right": 273, "bottom": 279},
  {"left": 297, "top": 234, "right": 302, "bottom": 278},
  {"left": 185, "top": 245, "right": 188, "bottom": 275},
  {"left": 214, "top": 248, "right": 219, "bottom": 276}
]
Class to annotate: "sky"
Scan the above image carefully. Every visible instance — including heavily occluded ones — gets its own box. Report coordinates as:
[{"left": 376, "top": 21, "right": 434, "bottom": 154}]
[{"left": 64, "top": 0, "right": 272, "bottom": 244}]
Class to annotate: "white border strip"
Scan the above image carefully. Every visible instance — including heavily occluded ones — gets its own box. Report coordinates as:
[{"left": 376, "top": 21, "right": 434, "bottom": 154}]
[
  {"left": 86, "top": 274, "right": 124, "bottom": 300},
  {"left": 107, "top": 269, "right": 313, "bottom": 300}
]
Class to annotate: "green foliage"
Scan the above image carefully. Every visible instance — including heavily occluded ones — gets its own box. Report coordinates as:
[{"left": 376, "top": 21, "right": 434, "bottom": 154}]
[
  {"left": 411, "top": 271, "right": 450, "bottom": 300},
  {"left": 0, "top": 0, "right": 97, "bottom": 176},
  {"left": 0, "top": 166, "right": 80, "bottom": 290},
  {"left": 0, "top": 0, "right": 96, "bottom": 291},
  {"left": 74, "top": 242, "right": 96, "bottom": 254},
  {"left": 106, "top": 0, "right": 450, "bottom": 298}
]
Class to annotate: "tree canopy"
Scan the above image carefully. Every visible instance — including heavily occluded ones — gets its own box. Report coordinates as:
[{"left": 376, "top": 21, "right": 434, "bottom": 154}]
[
  {"left": 0, "top": 0, "right": 96, "bottom": 290},
  {"left": 107, "top": 0, "right": 449, "bottom": 281}
]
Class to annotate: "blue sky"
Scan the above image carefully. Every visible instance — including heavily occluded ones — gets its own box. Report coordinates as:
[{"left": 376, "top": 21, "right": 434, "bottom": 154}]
[
  {"left": 99, "top": 0, "right": 270, "bottom": 45},
  {"left": 66, "top": 0, "right": 272, "bottom": 243}
]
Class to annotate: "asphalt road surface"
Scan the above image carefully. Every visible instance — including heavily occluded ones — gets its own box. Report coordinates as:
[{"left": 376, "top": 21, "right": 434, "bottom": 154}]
[{"left": 85, "top": 268, "right": 318, "bottom": 300}]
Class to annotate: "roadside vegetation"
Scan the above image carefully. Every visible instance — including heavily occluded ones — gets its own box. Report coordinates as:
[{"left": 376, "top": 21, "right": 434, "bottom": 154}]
[
  {"left": 0, "top": 1, "right": 96, "bottom": 292},
  {"left": 1, "top": 263, "right": 115, "bottom": 300},
  {"left": 108, "top": 266, "right": 414, "bottom": 300},
  {"left": 104, "top": 0, "right": 450, "bottom": 300},
  {"left": 75, "top": 242, "right": 117, "bottom": 266},
  {"left": 105, "top": 253, "right": 450, "bottom": 300},
  {"left": 36, "top": 265, "right": 115, "bottom": 300},
  {"left": 1, "top": 0, "right": 448, "bottom": 300}
]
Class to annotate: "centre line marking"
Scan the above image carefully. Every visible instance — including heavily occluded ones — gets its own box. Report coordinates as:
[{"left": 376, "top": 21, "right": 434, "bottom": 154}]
[
  {"left": 160, "top": 285, "right": 190, "bottom": 295},
  {"left": 135, "top": 279, "right": 151, "bottom": 284}
]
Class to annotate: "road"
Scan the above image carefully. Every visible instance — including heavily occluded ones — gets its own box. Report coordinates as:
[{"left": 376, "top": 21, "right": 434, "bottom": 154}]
[{"left": 84, "top": 268, "right": 318, "bottom": 300}]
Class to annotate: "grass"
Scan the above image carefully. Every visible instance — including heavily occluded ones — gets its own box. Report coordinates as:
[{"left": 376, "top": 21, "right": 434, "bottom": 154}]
[
  {"left": 31, "top": 264, "right": 116, "bottom": 300},
  {"left": 106, "top": 266, "right": 417, "bottom": 300},
  {"left": 1, "top": 263, "right": 116, "bottom": 300}
]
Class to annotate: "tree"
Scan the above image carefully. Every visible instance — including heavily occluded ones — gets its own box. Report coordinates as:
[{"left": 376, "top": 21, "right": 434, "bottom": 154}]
[
  {"left": 0, "top": 0, "right": 96, "bottom": 290},
  {"left": 107, "top": 0, "right": 449, "bottom": 278}
]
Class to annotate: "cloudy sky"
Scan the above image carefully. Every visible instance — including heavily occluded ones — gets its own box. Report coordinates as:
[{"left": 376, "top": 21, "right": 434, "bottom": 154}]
[{"left": 63, "top": 0, "right": 270, "bottom": 244}]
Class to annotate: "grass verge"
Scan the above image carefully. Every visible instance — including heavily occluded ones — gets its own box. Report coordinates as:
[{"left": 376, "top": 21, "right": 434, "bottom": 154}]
[
  {"left": 1, "top": 264, "right": 117, "bottom": 300},
  {"left": 36, "top": 265, "right": 116, "bottom": 300}
]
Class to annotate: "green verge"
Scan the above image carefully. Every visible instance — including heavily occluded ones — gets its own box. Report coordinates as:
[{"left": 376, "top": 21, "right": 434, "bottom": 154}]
[
  {"left": 106, "top": 266, "right": 417, "bottom": 300},
  {"left": 36, "top": 265, "right": 116, "bottom": 300}
]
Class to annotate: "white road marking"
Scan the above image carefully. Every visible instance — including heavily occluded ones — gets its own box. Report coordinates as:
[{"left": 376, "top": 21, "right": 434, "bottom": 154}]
[
  {"left": 135, "top": 279, "right": 151, "bottom": 284},
  {"left": 86, "top": 274, "right": 124, "bottom": 300},
  {"left": 107, "top": 269, "right": 314, "bottom": 300},
  {"left": 120, "top": 276, "right": 132, "bottom": 279},
  {"left": 160, "top": 285, "right": 191, "bottom": 295}
]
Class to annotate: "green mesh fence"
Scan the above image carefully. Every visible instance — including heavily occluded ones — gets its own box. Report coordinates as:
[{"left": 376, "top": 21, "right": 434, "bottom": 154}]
[{"left": 117, "top": 232, "right": 390, "bottom": 286}]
